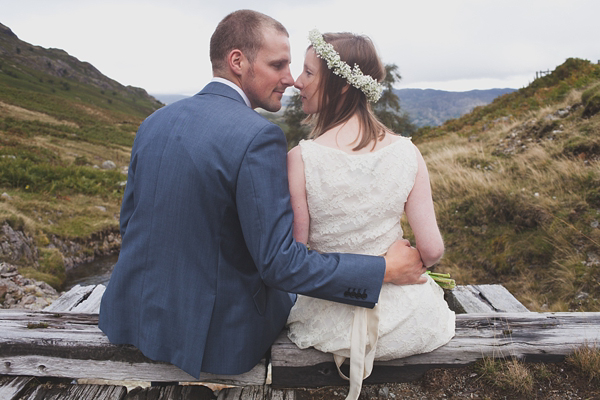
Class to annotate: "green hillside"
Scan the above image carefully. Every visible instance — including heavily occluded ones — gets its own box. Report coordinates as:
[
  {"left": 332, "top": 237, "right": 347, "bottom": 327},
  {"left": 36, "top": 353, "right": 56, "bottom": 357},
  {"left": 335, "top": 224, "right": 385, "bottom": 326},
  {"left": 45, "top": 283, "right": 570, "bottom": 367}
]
[
  {"left": 0, "top": 23, "right": 162, "bottom": 287},
  {"left": 410, "top": 58, "right": 600, "bottom": 311}
]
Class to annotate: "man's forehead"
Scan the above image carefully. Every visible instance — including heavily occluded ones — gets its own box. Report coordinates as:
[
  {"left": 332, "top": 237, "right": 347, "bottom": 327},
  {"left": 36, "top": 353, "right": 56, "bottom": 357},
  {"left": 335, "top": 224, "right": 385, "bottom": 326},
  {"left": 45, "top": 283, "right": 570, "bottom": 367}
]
[{"left": 260, "top": 28, "right": 291, "bottom": 56}]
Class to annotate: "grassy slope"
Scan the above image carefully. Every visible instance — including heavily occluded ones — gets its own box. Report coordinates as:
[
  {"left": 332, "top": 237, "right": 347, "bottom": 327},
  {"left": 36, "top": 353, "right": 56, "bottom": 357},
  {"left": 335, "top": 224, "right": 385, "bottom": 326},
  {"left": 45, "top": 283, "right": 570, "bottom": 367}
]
[
  {"left": 410, "top": 58, "right": 600, "bottom": 312},
  {"left": 0, "top": 26, "right": 162, "bottom": 287}
]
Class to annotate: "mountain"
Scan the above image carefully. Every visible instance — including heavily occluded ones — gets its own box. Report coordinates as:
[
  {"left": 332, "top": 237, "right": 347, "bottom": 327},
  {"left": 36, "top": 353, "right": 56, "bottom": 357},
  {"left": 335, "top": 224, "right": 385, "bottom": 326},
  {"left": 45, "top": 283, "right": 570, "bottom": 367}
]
[
  {"left": 395, "top": 88, "right": 516, "bottom": 127},
  {"left": 418, "top": 57, "right": 600, "bottom": 141},
  {"left": 0, "top": 23, "right": 162, "bottom": 118},
  {"left": 152, "top": 93, "right": 189, "bottom": 105},
  {"left": 0, "top": 22, "right": 162, "bottom": 288}
]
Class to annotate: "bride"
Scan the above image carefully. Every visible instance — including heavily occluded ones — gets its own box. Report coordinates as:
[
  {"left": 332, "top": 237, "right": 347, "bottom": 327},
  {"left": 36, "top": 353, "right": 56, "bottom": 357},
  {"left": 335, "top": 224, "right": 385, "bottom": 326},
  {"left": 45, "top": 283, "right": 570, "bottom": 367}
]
[{"left": 286, "top": 30, "right": 455, "bottom": 400}]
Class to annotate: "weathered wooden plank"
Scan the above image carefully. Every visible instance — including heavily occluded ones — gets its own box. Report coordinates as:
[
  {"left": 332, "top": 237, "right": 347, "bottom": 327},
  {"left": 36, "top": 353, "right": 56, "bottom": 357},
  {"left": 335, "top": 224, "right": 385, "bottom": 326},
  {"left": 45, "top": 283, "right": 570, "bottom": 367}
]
[
  {"left": 124, "top": 384, "right": 215, "bottom": 400},
  {"left": 271, "top": 312, "right": 600, "bottom": 387},
  {"left": 22, "top": 383, "right": 126, "bottom": 400},
  {"left": 49, "top": 283, "right": 529, "bottom": 316},
  {"left": 446, "top": 285, "right": 496, "bottom": 313},
  {"left": 445, "top": 284, "right": 529, "bottom": 314},
  {"left": 71, "top": 284, "right": 105, "bottom": 314},
  {"left": 0, "top": 376, "right": 33, "bottom": 400},
  {"left": 217, "top": 385, "right": 297, "bottom": 400},
  {"left": 1, "top": 355, "right": 266, "bottom": 386},
  {"left": 473, "top": 284, "right": 530, "bottom": 313},
  {"left": 44, "top": 284, "right": 97, "bottom": 312},
  {"left": 0, "top": 310, "right": 266, "bottom": 386}
]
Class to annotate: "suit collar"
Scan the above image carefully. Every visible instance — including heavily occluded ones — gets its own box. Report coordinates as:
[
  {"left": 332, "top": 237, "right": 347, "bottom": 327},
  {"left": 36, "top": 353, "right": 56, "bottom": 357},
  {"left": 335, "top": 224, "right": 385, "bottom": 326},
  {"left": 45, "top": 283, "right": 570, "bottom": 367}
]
[{"left": 199, "top": 80, "right": 251, "bottom": 108}]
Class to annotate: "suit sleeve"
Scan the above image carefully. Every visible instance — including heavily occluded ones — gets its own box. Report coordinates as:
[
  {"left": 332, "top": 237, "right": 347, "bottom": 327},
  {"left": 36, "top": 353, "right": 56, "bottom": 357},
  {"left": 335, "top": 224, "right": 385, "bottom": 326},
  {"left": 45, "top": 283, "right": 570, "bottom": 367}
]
[
  {"left": 236, "top": 123, "right": 386, "bottom": 308},
  {"left": 119, "top": 149, "right": 137, "bottom": 238}
]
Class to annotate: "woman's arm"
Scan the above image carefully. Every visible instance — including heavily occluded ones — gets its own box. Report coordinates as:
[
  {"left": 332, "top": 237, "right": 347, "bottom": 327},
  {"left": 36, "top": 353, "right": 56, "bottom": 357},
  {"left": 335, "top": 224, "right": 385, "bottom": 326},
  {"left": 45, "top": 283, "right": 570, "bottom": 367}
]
[
  {"left": 404, "top": 145, "right": 444, "bottom": 267},
  {"left": 287, "top": 146, "right": 310, "bottom": 244}
]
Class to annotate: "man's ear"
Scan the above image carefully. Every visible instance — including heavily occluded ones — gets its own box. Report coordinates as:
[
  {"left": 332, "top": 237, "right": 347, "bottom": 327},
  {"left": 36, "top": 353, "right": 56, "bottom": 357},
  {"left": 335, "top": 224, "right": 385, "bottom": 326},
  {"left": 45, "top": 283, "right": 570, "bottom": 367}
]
[{"left": 228, "top": 49, "right": 246, "bottom": 77}]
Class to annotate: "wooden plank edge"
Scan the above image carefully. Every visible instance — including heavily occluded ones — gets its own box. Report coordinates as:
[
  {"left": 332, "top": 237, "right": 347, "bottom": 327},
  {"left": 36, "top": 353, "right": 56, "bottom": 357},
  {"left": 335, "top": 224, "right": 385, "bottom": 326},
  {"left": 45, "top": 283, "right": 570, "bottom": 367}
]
[
  {"left": 0, "top": 355, "right": 267, "bottom": 386},
  {"left": 44, "top": 284, "right": 97, "bottom": 312}
]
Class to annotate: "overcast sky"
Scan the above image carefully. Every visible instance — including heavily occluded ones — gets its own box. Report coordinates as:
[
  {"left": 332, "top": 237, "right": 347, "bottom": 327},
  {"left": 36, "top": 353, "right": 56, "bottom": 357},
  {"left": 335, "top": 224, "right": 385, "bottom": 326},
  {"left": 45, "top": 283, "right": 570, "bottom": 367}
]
[{"left": 2, "top": 0, "right": 599, "bottom": 96}]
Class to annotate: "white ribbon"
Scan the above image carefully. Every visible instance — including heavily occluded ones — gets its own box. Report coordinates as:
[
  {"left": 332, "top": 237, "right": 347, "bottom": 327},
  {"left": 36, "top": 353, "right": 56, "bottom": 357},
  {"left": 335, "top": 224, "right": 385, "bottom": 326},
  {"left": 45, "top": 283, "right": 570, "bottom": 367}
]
[{"left": 333, "top": 304, "right": 380, "bottom": 400}]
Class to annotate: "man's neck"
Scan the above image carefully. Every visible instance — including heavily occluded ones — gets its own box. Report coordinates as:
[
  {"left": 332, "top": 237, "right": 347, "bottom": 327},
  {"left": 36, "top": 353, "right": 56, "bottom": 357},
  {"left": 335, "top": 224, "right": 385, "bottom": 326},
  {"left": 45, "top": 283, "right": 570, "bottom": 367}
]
[{"left": 211, "top": 77, "right": 252, "bottom": 108}]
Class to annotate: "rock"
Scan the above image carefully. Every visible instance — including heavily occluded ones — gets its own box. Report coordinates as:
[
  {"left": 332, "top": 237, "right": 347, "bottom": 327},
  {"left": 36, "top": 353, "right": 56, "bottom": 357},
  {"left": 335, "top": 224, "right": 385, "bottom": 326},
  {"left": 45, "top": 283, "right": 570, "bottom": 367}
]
[
  {"left": 586, "top": 253, "right": 600, "bottom": 267},
  {"left": 575, "top": 292, "right": 589, "bottom": 301},
  {"left": 379, "top": 386, "right": 390, "bottom": 398},
  {"left": 555, "top": 107, "right": 571, "bottom": 118},
  {"left": 0, "top": 262, "right": 59, "bottom": 309},
  {"left": 101, "top": 160, "right": 117, "bottom": 170},
  {"left": 1, "top": 222, "right": 38, "bottom": 264}
]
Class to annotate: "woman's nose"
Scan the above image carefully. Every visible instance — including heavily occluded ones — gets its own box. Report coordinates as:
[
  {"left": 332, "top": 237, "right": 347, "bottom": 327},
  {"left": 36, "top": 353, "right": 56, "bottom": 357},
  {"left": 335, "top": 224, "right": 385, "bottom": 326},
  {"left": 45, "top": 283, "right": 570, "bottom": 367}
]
[{"left": 294, "top": 79, "right": 302, "bottom": 90}]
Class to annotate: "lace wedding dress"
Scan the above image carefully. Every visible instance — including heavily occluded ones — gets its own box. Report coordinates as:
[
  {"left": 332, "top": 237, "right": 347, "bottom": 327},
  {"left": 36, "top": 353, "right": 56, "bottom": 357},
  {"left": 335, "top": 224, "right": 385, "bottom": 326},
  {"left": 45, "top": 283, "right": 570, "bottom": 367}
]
[{"left": 286, "top": 137, "right": 455, "bottom": 399}]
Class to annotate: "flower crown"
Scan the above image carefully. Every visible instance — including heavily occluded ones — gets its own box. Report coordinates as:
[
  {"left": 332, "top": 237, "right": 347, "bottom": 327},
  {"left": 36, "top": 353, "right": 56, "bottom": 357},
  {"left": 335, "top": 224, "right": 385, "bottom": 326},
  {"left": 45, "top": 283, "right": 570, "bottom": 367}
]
[{"left": 308, "top": 29, "right": 383, "bottom": 103}]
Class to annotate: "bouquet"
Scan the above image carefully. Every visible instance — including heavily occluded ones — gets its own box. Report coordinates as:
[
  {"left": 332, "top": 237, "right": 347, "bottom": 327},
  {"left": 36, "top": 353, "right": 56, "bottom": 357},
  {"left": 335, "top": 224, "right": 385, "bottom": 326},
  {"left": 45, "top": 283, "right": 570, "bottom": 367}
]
[{"left": 425, "top": 271, "right": 456, "bottom": 290}]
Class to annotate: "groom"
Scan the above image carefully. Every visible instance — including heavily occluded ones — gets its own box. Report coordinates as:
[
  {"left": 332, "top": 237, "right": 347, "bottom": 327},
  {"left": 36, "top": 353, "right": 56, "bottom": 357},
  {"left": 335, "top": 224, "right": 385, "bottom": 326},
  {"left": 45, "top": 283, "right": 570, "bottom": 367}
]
[{"left": 99, "top": 9, "right": 425, "bottom": 379}]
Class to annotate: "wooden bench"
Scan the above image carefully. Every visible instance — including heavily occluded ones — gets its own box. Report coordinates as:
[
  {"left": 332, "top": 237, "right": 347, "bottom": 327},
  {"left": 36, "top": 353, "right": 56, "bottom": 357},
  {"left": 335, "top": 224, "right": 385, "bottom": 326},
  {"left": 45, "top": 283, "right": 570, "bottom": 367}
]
[{"left": 1, "top": 284, "right": 599, "bottom": 399}]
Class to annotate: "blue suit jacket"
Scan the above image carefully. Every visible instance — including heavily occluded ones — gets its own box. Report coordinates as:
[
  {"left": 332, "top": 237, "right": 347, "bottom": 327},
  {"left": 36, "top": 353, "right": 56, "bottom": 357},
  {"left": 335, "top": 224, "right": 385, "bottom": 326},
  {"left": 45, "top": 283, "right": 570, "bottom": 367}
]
[{"left": 98, "top": 82, "right": 386, "bottom": 378}]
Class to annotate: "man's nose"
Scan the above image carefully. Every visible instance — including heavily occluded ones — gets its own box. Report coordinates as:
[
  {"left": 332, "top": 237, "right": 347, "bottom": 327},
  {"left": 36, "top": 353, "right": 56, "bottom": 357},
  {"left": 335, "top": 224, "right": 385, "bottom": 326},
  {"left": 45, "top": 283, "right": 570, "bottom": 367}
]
[{"left": 281, "top": 68, "right": 294, "bottom": 87}]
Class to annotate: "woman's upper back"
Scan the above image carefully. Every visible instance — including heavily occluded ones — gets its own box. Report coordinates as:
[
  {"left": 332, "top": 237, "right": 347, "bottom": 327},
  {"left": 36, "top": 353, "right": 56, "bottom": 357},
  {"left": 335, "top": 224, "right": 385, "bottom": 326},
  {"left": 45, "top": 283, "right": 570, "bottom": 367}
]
[{"left": 299, "top": 136, "right": 417, "bottom": 255}]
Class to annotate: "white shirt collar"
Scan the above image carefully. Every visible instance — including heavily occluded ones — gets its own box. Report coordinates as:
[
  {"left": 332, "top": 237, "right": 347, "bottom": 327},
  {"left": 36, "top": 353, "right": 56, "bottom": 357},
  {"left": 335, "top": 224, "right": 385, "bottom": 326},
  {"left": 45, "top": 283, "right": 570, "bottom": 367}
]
[{"left": 211, "top": 77, "right": 252, "bottom": 108}]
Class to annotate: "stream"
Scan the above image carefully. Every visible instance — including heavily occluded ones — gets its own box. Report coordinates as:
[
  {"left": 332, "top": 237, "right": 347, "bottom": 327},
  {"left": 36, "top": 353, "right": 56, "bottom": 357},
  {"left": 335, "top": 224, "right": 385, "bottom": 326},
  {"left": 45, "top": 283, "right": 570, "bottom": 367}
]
[{"left": 64, "top": 254, "right": 118, "bottom": 290}]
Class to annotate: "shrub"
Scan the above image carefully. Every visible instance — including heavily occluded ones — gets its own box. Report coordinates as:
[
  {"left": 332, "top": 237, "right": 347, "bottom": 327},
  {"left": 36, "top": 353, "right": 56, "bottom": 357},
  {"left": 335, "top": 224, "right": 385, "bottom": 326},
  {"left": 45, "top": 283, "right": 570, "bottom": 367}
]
[
  {"left": 0, "top": 158, "right": 124, "bottom": 198},
  {"left": 73, "top": 155, "right": 90, "bottom": 166},
  {"left": 567, "top": 345, "right": 600, "bottom": 383},
  {"left": 476, "top": 357, "right": 534, "bottom": 394},
  {"left": 38, "top": 247, "right": 66, "bottom": 287},
  {"left": 582, "top": 92, "right": 600, "bottom": 118},
  {"left": 581, "top": 83, "right": 600, "bottom": 105}
]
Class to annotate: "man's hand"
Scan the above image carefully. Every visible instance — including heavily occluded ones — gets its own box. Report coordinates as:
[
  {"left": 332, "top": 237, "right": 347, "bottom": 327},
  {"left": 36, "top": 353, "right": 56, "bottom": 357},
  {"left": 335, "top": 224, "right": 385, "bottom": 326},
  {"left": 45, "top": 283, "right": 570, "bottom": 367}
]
[{"left": 383, "top": 239, "right": 427, "bottom": 285}]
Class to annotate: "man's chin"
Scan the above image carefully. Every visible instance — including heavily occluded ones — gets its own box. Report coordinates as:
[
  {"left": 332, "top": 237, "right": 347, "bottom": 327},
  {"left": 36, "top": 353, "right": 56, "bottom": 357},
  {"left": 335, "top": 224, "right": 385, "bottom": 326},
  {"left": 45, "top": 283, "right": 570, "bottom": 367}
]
[{"left": 261, "top": 101, "right": 282, "bottom": 113}]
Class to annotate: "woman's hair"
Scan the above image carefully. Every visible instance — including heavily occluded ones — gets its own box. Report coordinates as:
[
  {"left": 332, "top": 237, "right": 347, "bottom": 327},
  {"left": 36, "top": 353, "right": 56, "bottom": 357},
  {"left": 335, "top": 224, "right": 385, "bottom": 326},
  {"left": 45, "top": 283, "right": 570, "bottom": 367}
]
[
  {"left": 307, "top": 32, "right": 388, "bottom": 151},
  {"left": 210, "top": 10, "right": 288, "bottom": 74}
]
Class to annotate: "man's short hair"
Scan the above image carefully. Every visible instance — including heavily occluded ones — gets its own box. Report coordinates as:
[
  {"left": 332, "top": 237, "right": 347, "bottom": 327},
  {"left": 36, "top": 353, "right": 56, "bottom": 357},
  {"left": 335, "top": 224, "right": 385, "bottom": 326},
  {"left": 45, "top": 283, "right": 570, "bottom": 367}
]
[{"left": 210, "top": 9, "right": 288, "bottom": 74}]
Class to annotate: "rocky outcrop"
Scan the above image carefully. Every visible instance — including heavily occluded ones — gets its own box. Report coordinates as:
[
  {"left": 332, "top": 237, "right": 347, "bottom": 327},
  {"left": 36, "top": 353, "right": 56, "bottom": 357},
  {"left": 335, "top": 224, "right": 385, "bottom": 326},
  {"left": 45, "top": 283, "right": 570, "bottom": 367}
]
[
  {"left": 50, "top": 229, "right": 121, "bottom": 272},
  {"left": 0, "top": 223, "right": 38, "bottom": 266},
  {"left": 0, "top": 262, "right": 59, "bottom": 309},
  {"left": 1, "top": 221, "right": 120, "bottom": 276},
  {"left": 493, "top": 105, "right": 578, "bottom": 156},
  {"left": 0, "top": 220, "right": 120, "bottom": 308}
]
